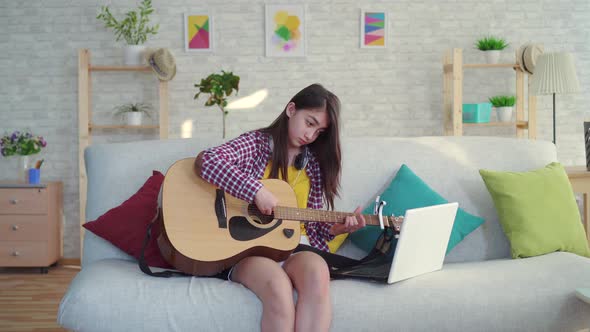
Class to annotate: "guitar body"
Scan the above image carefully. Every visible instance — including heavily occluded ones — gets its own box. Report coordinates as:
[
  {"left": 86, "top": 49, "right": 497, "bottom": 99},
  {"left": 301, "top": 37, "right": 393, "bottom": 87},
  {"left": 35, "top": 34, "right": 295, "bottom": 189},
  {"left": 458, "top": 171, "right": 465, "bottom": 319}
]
[{"left": 158, "top": 158, "right": 301, "bottom": 276}]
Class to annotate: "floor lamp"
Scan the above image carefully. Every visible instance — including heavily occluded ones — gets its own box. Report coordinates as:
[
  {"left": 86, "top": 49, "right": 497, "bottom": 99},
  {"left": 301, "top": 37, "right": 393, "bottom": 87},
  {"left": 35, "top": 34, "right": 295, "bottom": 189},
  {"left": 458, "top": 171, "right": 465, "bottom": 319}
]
[{"left": 530, "top": 52, "right": 580, "bottom": 145}]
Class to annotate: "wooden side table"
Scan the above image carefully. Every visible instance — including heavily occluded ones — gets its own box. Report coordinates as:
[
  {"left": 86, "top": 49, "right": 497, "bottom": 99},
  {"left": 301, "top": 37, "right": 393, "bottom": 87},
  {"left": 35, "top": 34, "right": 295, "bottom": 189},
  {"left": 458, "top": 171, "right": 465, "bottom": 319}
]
[
  {"left": 565, "top": 166, "right": 590, "bottom": 244},
  {"left": 0, "top": 182, "right": 63, "bottom": 273}
]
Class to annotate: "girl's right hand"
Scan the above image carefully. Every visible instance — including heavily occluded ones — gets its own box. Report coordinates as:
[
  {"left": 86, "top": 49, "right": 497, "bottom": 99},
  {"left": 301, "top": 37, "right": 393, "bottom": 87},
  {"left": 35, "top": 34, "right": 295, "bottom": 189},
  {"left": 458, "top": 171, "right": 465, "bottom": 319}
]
[{"left": 254, "top": 186, "right": 278, "bottom": 215}]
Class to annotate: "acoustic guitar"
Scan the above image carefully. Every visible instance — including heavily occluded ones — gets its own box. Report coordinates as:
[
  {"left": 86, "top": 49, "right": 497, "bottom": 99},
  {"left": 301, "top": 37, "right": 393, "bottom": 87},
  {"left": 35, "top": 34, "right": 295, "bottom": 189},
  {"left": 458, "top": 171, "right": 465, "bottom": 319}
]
[{"left": 158, "top": 158, "right": 402, "bottom": 276}]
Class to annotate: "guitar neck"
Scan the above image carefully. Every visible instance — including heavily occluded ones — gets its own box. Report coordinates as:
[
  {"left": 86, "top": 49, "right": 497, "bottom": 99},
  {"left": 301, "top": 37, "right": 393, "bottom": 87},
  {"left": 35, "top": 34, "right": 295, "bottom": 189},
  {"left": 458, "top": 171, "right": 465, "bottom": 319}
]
[{"left": 274, "top": 206, "right": 386, "bottom": 226}]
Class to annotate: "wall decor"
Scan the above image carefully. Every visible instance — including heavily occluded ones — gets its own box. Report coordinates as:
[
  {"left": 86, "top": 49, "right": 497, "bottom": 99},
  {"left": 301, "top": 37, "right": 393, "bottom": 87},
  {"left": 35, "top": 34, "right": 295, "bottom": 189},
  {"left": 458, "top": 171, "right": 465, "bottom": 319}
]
[
  {"left": 265, "top": 4, "right": 305, "bottom": 57},
  {"left": 360, "top": 10, "right": 387, "bottom": 48},
  {"left": 185, "top": 13, "right": 212, "bottom": 52}
]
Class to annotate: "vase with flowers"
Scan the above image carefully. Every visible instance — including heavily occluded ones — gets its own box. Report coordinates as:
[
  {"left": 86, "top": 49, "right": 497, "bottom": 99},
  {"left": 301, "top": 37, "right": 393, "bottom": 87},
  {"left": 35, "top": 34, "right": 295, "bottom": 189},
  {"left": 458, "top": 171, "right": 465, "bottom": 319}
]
[{"left": 1, "top": 130, "right": 47, "bottom": 183}]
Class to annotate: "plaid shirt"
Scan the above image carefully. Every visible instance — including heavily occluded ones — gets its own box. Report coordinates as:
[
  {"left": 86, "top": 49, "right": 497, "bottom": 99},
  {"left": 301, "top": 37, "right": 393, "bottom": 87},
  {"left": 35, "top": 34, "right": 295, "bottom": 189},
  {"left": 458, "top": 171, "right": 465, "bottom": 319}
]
[{"left": 200, "top": 130, "right": 335, "bottom": 251}]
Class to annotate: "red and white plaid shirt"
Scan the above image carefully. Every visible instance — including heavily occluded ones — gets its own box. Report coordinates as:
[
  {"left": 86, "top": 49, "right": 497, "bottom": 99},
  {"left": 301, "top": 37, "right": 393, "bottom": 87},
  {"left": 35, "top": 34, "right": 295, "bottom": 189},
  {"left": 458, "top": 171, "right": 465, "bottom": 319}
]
[{"left": 200, "top": 130, "right": 335, "bottom": 251}]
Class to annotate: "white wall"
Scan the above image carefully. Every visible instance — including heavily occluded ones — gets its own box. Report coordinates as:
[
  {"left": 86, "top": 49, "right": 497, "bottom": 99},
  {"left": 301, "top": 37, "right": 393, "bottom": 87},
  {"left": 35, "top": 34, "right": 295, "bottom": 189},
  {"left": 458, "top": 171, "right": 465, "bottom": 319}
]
[{"left": 1, "top": 0, "right": 589, "bottom": 258}]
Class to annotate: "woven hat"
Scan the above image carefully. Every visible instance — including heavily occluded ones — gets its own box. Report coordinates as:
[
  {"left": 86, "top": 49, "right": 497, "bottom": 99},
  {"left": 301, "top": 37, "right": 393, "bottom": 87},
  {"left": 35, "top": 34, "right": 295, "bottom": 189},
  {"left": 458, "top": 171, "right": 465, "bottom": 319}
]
[
  {"left": 517, "top": 43, "right": 544, "bottom": 75},
  {"left": 145, "top": 48, "right": 176, "bottom": 81}
]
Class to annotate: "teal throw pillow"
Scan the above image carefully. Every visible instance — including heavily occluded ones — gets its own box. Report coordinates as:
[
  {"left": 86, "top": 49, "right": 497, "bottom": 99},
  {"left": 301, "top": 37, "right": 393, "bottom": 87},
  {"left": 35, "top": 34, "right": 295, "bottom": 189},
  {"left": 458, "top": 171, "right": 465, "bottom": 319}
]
[{"left": 349, "top": 164, "right": 485, "bottom": 254}]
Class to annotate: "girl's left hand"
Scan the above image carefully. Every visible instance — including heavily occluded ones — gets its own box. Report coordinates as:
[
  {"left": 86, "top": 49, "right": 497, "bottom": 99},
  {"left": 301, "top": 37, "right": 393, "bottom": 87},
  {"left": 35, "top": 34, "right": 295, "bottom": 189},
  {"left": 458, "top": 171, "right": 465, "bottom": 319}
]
[{"left": 329, "top": 206, "right": 366, "bottom": 235}]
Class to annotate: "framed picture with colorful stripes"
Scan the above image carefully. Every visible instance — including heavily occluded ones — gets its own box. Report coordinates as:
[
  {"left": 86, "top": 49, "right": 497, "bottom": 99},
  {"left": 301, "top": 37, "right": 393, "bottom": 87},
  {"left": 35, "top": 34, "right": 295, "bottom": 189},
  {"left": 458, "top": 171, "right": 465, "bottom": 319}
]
[
  {"left": 360, "top": 10, "right": 387, "bottom": 49},
  {"left": 184, "top": 13, "right": 213, "bottom": 52}
]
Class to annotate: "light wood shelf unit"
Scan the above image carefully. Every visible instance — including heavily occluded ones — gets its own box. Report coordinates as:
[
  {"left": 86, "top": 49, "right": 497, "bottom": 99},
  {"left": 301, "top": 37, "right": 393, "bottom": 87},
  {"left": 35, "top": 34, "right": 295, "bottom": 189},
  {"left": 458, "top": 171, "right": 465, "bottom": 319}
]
[
  {"left": 78, "top": 49, "right": 169, "bottom": 258},
  {"left": 442, "top": 48, "right": 537, "bottom": 138}
]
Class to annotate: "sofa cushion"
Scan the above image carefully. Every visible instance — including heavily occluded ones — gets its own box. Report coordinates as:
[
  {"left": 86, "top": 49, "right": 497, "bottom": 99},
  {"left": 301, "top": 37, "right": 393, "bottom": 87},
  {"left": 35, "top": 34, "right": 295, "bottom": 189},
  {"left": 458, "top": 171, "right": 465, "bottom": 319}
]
[
  {"left": 349, "top": 164, "right": 485, "bottom": 254},
  {"left": 480, "top": 162, "right": 590, "bottom": 258},
  {"left": 83, "top": 171, "right": 171, "bottom": 268}
]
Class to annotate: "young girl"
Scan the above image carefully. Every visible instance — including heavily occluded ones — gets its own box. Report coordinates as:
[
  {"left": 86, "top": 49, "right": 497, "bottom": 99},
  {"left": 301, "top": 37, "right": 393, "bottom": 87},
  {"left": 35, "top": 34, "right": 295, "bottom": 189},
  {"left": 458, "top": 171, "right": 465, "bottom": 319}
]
[{"left": 194, "top": 83, "right": 365, "bottom": 332}]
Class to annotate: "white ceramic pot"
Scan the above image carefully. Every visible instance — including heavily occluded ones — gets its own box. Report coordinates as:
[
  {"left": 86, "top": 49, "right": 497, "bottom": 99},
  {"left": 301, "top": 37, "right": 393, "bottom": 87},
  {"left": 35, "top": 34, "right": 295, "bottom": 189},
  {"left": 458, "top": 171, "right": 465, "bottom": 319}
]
[
  {"left": 126, "top": 112, "right": 142, "bottom": 126},
  {"left": 485, "top": 50, "right": 501, "bottom": 64},
  {"left": 495, "top": 106, "right": 513, "bottom": 122},
  {"left": 123, "top": 45, "right": 146, "bottom": 66}
]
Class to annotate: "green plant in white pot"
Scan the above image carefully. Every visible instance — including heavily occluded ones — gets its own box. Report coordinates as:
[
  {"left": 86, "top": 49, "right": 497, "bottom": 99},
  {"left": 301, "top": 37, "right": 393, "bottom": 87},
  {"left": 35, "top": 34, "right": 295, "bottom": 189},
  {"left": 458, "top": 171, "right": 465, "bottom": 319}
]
[
  {"left": 96, "top": 0, "right": 159, "bottom": 66},
  {"left": 113, "top": 103, "right": 153, "bottom": 126},
  {"left": 475, "top": 36, "right": 509, "bottom": 64},
  {"left": 488, "top": 95, "right": 516, "bottom": 123}
]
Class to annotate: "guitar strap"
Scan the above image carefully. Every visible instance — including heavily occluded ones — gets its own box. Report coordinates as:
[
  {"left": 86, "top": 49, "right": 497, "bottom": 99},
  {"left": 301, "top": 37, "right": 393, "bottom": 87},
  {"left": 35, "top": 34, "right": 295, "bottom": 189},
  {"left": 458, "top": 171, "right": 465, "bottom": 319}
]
[
  {"left": 294, "top": 227, "right": 398, "bottom": 279},
  {"left": 138, "top": 209, "right": 191, "bottom": 278}
]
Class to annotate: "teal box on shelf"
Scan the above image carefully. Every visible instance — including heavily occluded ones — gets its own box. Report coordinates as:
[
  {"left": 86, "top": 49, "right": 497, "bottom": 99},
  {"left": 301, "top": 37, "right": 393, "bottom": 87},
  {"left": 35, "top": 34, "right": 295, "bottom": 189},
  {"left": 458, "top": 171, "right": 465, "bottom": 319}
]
[{"left": 462, "top": 103, "right": 492, "bottom": 123}]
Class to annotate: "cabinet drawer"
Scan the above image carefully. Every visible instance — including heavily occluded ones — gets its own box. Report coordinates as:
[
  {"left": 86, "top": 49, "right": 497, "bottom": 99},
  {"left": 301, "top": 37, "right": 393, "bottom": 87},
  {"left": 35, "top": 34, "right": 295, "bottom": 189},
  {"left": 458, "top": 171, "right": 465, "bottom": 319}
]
[
  {"left": 0, "top": 216, "right": 49, "bottom": 241},
  {"left": 0, "top": 241, "right": 48, "bottom": 266},
  {"left": 0, "top": 188, "right": 48, "bottom": 214}
]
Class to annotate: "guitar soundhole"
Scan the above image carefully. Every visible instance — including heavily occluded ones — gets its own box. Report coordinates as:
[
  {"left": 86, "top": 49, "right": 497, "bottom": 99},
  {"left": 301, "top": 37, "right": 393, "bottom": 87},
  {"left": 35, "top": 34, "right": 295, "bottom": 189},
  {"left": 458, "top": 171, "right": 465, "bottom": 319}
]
[{"left": 248, "top": 204, "right": 275, "bottom": 225}]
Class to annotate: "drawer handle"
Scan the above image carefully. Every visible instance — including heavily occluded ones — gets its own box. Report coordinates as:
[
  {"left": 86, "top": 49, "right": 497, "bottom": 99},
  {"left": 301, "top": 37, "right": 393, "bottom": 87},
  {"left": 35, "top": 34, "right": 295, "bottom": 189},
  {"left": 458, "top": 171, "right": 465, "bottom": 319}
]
[
  {"left": 11, "top": 225, "right": 19, "bottom": 231},
  {"left": 11, "top": 251, "right": 20, "bottom": 257},
  {"left": 9, "top": 199, "right": 19, "bottom": 204}
]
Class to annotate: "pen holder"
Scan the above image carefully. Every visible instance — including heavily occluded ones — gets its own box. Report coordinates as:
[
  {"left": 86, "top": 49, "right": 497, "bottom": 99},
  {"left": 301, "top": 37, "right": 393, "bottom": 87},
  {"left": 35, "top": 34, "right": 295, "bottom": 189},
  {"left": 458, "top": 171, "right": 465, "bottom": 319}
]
[{"left": 28, "top": 168, "right": 40, "bottom": 184}]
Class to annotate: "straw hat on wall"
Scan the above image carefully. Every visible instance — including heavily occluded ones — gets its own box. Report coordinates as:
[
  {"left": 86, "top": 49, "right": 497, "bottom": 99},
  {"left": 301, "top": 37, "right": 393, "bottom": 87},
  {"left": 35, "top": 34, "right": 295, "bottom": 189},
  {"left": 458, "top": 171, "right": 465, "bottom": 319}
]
[
  {"left": 517, "top": 43, "right": 544, "bottom": 75},
  {"left": 145, "top": 48, "right": 176, "bottom": 81}
]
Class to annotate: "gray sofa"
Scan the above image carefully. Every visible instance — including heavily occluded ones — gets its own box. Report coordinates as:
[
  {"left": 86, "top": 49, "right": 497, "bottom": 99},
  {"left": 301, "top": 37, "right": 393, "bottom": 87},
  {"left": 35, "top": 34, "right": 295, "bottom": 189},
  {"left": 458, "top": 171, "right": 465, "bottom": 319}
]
[{"left": 58, "top": 136, "right": 590, "bottom": 331}]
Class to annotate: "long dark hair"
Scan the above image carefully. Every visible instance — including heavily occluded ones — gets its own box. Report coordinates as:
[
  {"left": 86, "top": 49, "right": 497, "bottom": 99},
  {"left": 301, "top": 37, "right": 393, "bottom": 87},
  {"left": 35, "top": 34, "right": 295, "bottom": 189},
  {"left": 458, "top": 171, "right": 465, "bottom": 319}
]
[{"left": 260, "top": 83, "right": 342, "bottom": 210}]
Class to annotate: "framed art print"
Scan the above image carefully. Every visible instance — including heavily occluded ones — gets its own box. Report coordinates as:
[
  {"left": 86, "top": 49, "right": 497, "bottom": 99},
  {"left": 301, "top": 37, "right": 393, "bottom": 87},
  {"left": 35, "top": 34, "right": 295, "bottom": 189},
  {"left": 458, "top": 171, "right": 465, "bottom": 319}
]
[
  {"left": 360, "top": 10, "right": 387, "bottom": 48},
  {"left": 185, "top": 13, "right": 213, "bottom": 52},
  {"left": 265, "top": 4, "right": 306, "bottom": 57}
]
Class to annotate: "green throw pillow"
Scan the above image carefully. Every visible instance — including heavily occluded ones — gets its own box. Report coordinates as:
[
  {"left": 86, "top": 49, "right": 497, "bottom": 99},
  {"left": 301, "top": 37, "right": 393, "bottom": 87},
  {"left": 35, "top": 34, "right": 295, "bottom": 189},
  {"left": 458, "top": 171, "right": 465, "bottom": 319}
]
[
  {"left": 479, "top": 162, "right": 590, "bottom": 258},
  {"left": 349, "top": 164, "right": 485, "bottom": 254}
]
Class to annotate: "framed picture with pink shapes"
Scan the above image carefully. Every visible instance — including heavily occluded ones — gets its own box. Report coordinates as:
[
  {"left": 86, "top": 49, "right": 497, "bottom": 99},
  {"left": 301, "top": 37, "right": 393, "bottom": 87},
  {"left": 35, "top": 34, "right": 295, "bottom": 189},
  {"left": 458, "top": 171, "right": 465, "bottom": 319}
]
[
  {"left": 185, "top": 13, "right": 213, "bottom": 52},
  {"left": 360, "top": 10, "right": 387, "bottom": 49}
]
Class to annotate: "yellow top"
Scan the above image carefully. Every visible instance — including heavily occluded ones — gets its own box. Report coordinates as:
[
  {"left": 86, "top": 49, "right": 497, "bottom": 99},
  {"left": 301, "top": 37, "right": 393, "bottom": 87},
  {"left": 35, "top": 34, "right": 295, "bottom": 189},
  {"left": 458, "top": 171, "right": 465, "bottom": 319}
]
[
  {"left": 262, "top": 162, "right": 349, "bottom": 253},
  {"left": 263, "top": 163, "right": 310, "bottom": 235}
]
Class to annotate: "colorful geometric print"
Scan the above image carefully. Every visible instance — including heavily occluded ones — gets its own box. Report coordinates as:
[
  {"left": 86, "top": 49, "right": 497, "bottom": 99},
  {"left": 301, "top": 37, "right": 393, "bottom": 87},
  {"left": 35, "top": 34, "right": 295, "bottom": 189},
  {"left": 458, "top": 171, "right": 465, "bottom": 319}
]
[
  {"left": 188, "top": 15, "right": 210, "bottom": 49},
  {"left": 364, "top": 12, "right": 385, "bottom": 46}
]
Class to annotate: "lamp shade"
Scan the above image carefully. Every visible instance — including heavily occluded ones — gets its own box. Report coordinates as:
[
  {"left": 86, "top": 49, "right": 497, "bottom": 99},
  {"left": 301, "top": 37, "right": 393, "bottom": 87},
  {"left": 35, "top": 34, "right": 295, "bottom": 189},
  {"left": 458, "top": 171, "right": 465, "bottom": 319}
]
[{"left": 530, "top": 52, "right": 580, "bottom": 95}]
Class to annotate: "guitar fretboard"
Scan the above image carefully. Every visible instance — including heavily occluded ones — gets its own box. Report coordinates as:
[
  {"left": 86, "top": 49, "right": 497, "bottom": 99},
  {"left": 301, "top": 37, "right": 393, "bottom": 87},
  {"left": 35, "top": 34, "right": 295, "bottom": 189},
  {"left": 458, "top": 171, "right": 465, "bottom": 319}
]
[{"left": 273, "top": 206, "right": 386, "bottom": 226}]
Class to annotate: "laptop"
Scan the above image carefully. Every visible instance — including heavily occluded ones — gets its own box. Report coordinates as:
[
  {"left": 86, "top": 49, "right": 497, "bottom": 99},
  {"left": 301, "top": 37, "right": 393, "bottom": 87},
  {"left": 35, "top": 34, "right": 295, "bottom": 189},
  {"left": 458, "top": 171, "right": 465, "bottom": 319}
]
[{"left": 331, "top": 202, "right": 459, "bottom": 284}]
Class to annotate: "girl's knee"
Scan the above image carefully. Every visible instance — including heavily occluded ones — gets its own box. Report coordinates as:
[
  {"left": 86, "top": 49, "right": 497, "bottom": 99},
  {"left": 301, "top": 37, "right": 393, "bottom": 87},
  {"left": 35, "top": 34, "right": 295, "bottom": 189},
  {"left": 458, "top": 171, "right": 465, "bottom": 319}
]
[{"left": 287, "top": 252, "right": 331, "bottom": 297}]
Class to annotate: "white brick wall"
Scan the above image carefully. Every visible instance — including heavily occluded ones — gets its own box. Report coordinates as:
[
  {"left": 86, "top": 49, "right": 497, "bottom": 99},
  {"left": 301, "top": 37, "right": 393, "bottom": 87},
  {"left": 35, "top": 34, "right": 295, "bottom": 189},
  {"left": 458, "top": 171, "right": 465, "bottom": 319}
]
[{"left": 1, "top": 0, "right": 589, "bottom": 258}]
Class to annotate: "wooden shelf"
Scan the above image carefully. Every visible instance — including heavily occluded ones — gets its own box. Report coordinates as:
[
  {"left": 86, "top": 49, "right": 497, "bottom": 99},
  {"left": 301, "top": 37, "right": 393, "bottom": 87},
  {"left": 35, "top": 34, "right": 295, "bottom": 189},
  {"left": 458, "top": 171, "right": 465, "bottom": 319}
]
[
  {"left": 89, "top": 124, "right": 160, "bottom": 130},
  {"left": 78, "top": 48, "right": 169, "bottom": 260},
  {"left": 444, "top": 63, "right": 521, "bottom": 73},
  {"left": 89, "top": 65, "right": 152, "bottom": 72},
  {"left": 464, "top": 63, "right": 520, "bottom": 69},
  {"left": 463, "top": 121, "right": 528, "bottom": 128},
  {"left": 442, "top": 48, "right": 537, "bottom": 139}
]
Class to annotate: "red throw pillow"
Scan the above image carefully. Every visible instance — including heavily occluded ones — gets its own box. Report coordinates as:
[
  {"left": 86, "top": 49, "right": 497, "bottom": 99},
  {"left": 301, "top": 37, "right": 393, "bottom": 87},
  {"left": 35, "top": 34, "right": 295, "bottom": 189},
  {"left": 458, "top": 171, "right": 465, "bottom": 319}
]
[{"left": 83, "top": 171, "right": 172, "bottom": 268}]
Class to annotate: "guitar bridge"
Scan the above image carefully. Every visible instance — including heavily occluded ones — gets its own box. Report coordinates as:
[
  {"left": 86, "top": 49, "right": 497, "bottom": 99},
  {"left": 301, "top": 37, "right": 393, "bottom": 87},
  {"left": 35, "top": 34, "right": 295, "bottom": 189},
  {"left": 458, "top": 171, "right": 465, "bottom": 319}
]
[{"left": 215, "top": 189, "right": 227, "bottom": 229}]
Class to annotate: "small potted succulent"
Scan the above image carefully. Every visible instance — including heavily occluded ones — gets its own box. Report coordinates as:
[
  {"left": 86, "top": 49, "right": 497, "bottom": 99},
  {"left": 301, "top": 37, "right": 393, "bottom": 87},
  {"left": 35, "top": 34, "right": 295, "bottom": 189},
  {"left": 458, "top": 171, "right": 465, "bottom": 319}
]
[
  {"left": 96, "top": 0, "right": 159, "bottom": 65},
  {"left": 113, "top": 102, "right": 153, "bottom": 125},
  {"left": 488, "top": 95, "right": 516, "bottom": 122},
  {"left": 475, "top": 36, "right": 509, "bottom": 64},
  {"left": 194, "top": 70, "right": 240, "bottom": 138}
]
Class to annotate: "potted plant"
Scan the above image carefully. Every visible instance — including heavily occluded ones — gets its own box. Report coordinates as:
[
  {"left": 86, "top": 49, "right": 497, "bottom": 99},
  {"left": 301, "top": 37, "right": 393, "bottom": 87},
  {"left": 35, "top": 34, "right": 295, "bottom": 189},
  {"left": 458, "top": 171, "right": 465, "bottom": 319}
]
[
  {"left": 96, "top": 0, "right": 159, "bottom": 65},
  {"left": 113, "top": 102, "right": 153, "bottom": 125},
  {"left": 475, "top": 36, "right": 509, "bottom": 64},
  {"left": 194, "top": 70, "right": 240, "bottom": 138},
  {"left": 488, "top": 95, "right": 516, "bottom": 122},
  {"left": 1, "top": 130, "right": 47, "bottom": 183}
]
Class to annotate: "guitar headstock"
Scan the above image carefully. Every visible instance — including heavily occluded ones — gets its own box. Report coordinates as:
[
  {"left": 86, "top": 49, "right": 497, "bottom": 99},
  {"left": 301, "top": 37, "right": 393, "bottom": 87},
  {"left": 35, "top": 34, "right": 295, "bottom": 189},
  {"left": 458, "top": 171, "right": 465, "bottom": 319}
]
[{"left": 388, "top": 215, "right": 404, "bottom": 233}]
